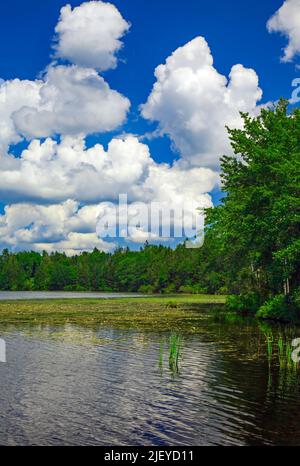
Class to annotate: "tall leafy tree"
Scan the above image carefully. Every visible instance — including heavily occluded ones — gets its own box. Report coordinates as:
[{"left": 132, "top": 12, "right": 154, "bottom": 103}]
[{"left": 205, "top": 100, "right": 300, "bottom": 303}]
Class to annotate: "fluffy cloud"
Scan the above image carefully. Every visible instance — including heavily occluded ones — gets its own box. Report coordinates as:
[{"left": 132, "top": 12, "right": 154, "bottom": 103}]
[
  {"left": 36, "top": 233, "right": 112, "bottom": 256},
  {"left": 0, "top": 132, "right": 217, "bottom": 252},
  {"left": 96, "top": 193, "right": 211, "bottom": 245},
  {"left": 0, "top": 136, "right": 152, "bottom": 203},
  {"left": 0, "top": 65, "right": 129, "bottom": 147},
  {"left": 267, "top": 0, "right": 300, "bottom": 62},
  {"left": 0, "top": 183, "right": 213, "bottom": 253},
  {"left": 141, "top": 37, "right": 262, "bottom": 168},
  {"left": 0, "top": 135, "right": 218, "bottom": 205},
  {"left": 0, "top": 1, "right": 131, "bottom": 149},
  {"left": 54, "top": 1, "right": 130, "bottom": 71},
  {"left": 136, "top": 162, "right": 217, "bottom": 204},
  {"left": 0, "top": 79, "right": 41, "bottom": 152},
  {"left": 0, "top": 200, "right": 115, "bottom": 255}
]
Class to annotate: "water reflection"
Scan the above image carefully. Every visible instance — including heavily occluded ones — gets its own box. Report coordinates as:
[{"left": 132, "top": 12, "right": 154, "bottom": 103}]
[{"left": 0, "top": 316, "right": 299, "bottom": 445}]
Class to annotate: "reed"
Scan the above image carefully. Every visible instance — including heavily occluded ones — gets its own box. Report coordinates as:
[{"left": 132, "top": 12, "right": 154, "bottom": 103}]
[
  {"left": 169, "top": 333, "right": 182, "bottom": 373},
  {"left": 264, "top": 329, "right": 298, "bottom": 371},
  {"left": 285, "top": 340, "right": 297, "bottom": 370},
  {"left": 265, "top": 331, "right": 273, "bottom": 367},
  {"left": 278, "top": 335, "right": 285, "bottom": 368},
  {"left": 158, "top": 340, "right": 164, "bottom": 371}
]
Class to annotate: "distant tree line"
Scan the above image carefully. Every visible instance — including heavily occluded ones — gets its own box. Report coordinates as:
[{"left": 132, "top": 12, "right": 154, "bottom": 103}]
[{"left": 0, "top": 241, "right": 228, "bottom": 294}]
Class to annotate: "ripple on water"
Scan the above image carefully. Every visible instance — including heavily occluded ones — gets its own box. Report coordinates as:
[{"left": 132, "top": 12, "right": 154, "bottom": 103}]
[{"left": 0, "top": 323, "right": 299, "bottom": 445}]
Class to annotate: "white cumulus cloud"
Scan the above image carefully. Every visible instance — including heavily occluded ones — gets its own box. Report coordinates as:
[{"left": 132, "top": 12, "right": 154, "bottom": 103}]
[
  {"left": 0, "top": 0, "right": 131, "bottom": 149},
  {"left": 0, "top": 132, "right": 218, "bottom": 252},
  {"left": 0, "top": 135, "right": 153, "bottom": 203},
  {"left": 54, "top": 1, "right": 130, "bottom": 71},
  {"left": 0, "top": 65, "right": 129, "bottom": 146},
  {"left": 0, "top": 201, "right": 115, "bottom": 255},
  {"left": 0, "top": 78, "right": 41, "bottom": 152},
  {"left": 141, "top": 36, "right": 262, "bottom": 168},
  {"left": 0, "top": 135, "right": 218, "bottom": 205},
  {"left": 267, "top": 0, "right": 300, "bottom": 62}
]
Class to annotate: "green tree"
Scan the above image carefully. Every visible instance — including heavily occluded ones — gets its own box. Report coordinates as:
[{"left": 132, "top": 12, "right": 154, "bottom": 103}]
[
  {"left": 206, "top": 100, "right": 300, "bottom": 311},
  {"left": 35, "top": 252, "right": 52, "bottom": 290},
  {"left": 0, "top": 252, "right": 26, "bottom": 290}
]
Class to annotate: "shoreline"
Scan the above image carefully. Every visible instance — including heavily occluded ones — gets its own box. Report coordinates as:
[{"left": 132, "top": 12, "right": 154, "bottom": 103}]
[{"left": 0, "top": 291, "right": 227, "bottom": 304}]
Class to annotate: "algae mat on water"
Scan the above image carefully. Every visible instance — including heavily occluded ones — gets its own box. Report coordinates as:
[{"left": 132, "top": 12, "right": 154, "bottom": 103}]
[{"left": 0, "top": 295, "right": 225, "bottom": 332}]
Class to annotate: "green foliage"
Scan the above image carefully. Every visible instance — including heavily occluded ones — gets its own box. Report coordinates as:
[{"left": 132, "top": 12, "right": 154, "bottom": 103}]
[
  {"left": 168, "top": 333, "right": 182, "bottom": 373},
  {"left": 256, "top": 294, "right": 299, "bottom": 322},
  {"left": 138, "top": 284, "right": 155, "bottom": 294},
  {"left": 205, "top": 100, "right": 300, "bottom": 319},
  {"left": 166, "top": 300, "right": 179, "bottom": 309},
  {"left": 225, "top": 292, "right": 262, "bottom": 315},
  {"left": 0, "top": 243, "right": 225, "bottom": 294},
  {"left": 179, "top": 284, "right": 208, "bottom": 294}
]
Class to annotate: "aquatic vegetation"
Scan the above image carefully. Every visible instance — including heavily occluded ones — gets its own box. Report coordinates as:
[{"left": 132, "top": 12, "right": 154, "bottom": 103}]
[
  {"left": 0, "top": 297, "right": 223, "bottom": 333},
  {"left": 158, "top": 333, "right": 183, "bottom": 375},
  {"left": 253, "top": 324, "right": 300, "bottom": 397},
  {"left": 276, "top": 335, "right": 297, "bottom": 370},
  {"left": 278, "top": 335, "right": 284, "bottom": 368},
  {"left": 265, "top": 331, "right": 274, "bottom": 367},
  {"left": 169, "top": 333, "right": 182, "bottom": 372},
  {"left": 211, "top": 307, "right": 248, "bottom": 325},
  {"left": 283, "top": 339, "right": 297, "bottom": 370},
  {"left": 262, "top": 327, "right": 299, "bottom": 372},
  {"left": 165, "top": 301, "right": 179, "bottom": 309},
  {"left": 158, "top": 340, "right": 164, "bottom": 371}
]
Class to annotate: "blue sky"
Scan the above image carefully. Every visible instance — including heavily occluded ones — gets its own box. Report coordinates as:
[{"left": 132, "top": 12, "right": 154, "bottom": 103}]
[
  {"left": 0, "top": 0, "right": 299, "bottom": 253},
  {"left": 0, "top": 0, "right": 295, "bottom": 107}
]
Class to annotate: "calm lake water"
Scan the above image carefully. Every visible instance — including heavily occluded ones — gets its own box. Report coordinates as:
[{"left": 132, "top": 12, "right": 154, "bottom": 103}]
[
  {"left": 0, "top": 312, "right": 299, "bottom": 446},
  {"left": 0, "top": 291, "right": 143, "bottom": 300}
]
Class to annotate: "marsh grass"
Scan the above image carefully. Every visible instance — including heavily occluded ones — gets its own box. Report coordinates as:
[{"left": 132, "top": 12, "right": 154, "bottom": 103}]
[
  {"left": 265, "top": 331, "right": 274, "bottom": 367},
  {"left": 263, "top": 330, "right": 298, "bottom": 371},
  {"left": 169, "top": 333, "right": 182, "bottom": 372},
  {"left": 158, "top": 341, "right": 164, "bottom": 371},
  {"left": 278, "top": 335, "right": 284, "bottom": 368},
  {"left": 0, "top": 297, "right": 222, "bottom": 333},
  {"left": 166, "top": 301, "right": 179, "bottom": 309},
  {"left": 158, "top": 333, "right": 183, "bottom": 375}
]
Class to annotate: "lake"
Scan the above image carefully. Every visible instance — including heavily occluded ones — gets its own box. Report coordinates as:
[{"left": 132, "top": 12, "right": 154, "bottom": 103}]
[
  {"left": 0, "top": 291, "right": 144, "bottom": 300},
  {"left": 0, "top": 312, "right": 299, "bottom": 446}
]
